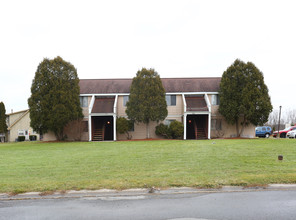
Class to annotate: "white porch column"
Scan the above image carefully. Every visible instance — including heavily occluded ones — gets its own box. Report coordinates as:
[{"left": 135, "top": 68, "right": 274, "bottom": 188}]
[
  {"left": 88, "top": 114, "right": 92, "bottom": 141},
  {"left": 183, "top": 113, "right": 187, "bottom": 140},
  {"left": 205, "top": 93, "right": 211, "bottom": 140},
  {"left": 208, "top": 113, "right": 211, "bottom": 139},
  {"left": 182, "top": 94, "right": 187, "bottom": 140},
  {"left": 88, "top": 95, "right": 95, "bottom": 141},
  {"left": 113, "top": 95, "right": 118, "bottom": 141},
  {"left": 113, "top": 114, "right": 116, "bottom": 141}
]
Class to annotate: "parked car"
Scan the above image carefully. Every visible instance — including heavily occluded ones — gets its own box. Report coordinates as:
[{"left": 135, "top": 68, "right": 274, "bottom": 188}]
[
  {"left": 255, "top": 126, "right": 273, "bottom": 138},
  {"left": 272, "top": 126, "right": 296, "bottom": 138},
  {"left": 287, "top": 130, "right": 296, "bottom": 138}
]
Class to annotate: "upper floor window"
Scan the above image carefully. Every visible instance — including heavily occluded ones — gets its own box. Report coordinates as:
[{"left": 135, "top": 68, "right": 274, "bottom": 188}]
[
  {"left": 80, "top": 96, "right": 88, "bottom": 107},
  {"left": 166, "top": 95, "right": 176, "bottom": 106},
  {"left": 211, "top": 94, "right": 220, "bottom": 105},
  {"left": 123, "top": 96, "right": 129, "bottom": 106}
]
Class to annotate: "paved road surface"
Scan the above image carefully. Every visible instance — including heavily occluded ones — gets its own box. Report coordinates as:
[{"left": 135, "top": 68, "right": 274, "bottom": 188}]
[{"left": 1, "top": 190, "right": 296, "bottom": 220}]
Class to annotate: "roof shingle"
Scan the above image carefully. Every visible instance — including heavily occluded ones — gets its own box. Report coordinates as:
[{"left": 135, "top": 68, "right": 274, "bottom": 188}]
[
  {"left": 185, "top": 96, "right": 208, "bottom": 112},
  {"left": 91, "top": 98, "right": 115, "bottom": 113},
  {"left": 79, "top": 77, "right": 221, "bottom": 94}
]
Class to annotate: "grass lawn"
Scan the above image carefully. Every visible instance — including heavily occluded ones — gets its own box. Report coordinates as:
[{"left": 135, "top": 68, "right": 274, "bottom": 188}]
[{"left": 0, "top": 139, "right": 296, "bottom": 193}]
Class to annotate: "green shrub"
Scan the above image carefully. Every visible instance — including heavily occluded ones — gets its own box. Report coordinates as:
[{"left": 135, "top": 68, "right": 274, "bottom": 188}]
[
  {"left": 155, "top": 121, "right": 184, "bottom": 139},
  {"left": 155, "top": 123, "right": 171, "bottom": 139},
  {"left": 116, "top": 117, "right": 133, "bottom": 139},
  {"left": 29, "top": 135, "right": 37, "bottom": 141},
  {"left": 18, "top": 136, "right": 25, "bottom": 142},
  {"left": 170, "top": 121, "right": 184, "bottom": 139}
]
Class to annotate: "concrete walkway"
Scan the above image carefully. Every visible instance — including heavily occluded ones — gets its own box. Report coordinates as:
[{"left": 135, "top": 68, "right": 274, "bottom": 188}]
[{"left": 1, "top": 184, "right": 296, "bottom": 201}]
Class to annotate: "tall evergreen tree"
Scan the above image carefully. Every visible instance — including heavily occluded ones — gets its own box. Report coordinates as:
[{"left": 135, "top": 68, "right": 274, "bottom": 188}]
[
  {"left": 219, "top": 59, "right": 273, "bottom": 137},
  {"left": 0, "top": 102, "right": 8, "bottom": 135},
  {"left": 126, "top": 68, "right": 168, "bottom": 138},
  {"left": 28, "top": 57, "right": 83, "bottom": 140}
]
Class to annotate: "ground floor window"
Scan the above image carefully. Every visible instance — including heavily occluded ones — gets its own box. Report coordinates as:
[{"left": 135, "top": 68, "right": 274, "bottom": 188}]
[
  {"left": 18, "top": 130, "right": 25, "bottom": 136},
  {"left": 211, "top": 119, "right": 222, "bottom": 130},
  {"left": 164, "top": 119, "right": 175, "bottom": 126},
  {"left": 128, "top": 120, "right": 134, "bottom": 131},
  {"left": 83, "top": 121, "right": 88, "bottom": 132}
]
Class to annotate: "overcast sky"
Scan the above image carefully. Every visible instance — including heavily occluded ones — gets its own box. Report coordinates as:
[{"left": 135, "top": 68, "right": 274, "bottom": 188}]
[{"left": 1, "top": 0, "right": 295, "bottom": 116}]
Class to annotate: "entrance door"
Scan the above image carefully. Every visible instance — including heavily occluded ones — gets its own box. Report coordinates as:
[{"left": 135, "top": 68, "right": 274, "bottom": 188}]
[
  {"left": 186, "top": 115, "right": 208, "bottom": 139},
  {"left": 25, "top": 130, "right": 29, "bottom": 140},
  {"left": 91, "top": 116, "right": 113, "bottom": 141}
]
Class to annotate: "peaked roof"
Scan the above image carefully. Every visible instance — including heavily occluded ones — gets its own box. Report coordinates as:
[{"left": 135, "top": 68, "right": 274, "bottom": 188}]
[
  {"left": 7, "top": 109, "right": 28, "bottom": 116},
  {"left": 79, "top": 77, "right": 221, "bottom": 94},
  {"left": 185, "top": 96, "right": 208, "bottom": 112},
  {"left": 7, "top": 109, "right": 30, "bottom": 130},
  {"left": 92, "top": 98, "right": 115, "bottom": 113}
]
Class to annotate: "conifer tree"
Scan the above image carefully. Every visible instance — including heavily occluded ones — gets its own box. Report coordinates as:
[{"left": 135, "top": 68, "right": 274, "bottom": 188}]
[
  {"left": 126, "top": 68, "right": 168, "bottom": 138},
  {"left": 0, "top": 102, "right": 8, "bottom": 135},
  {"left": 28, "top": 57, "right": 83, "bottom": 140},
  {"left": 219, "top": 59, "right": 273, "bottom": 136}
]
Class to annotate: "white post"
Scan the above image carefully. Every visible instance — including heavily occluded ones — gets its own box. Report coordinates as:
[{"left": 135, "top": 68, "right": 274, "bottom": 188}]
[
  {"left": 183, "top": 113, "right": 187, "bottom": 140},
  {"left": 182, "top": 94, "right": 187, "bottom": 140},
  {"left": 114, "top": 95, "right": 118, "bottom": 114},
  {"left": 113, "top": 114, "right": 116, "bottom": 141},
  {"left": 208, "top": 113, "right": 211, "bottom": 139},
  {"left": 113, "top": 95, "right": 118, "bottom": 141},
  {"left": 88, "top": 95, "right": 95, "bottom": 141},
  {"left": 205, "top": 94, "right": 211, "bottom": 140},
  {"left": 88, "top": 114, "right": 92, "bottom": 141},
  {"left": 182, "top": 93, "right": 187, "bottom": 113}
]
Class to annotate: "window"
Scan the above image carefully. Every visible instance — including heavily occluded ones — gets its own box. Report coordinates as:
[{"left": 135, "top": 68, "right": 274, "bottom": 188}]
[
  {"left": 166, "top": 95, "right": 176, "bottom": 106},
  {"left": 128, "top": 120, "right": 134, "bottom": 132},
  {"left": 164, "top": 119, "right": 175, "bottom": 126},
  {"left": 123, "top": 96, "right": 129, "bottom": 106},
  {"left": 211, "top": 119, "right": 222, "bottom": 130},
  {"left": 80, "top": 96, "right": 88, "bottom": 107},
  {"left": 18, "top": 130, "right": 24, "bottom": 136},
  {"left": 211, "top": 95, "right": 220, "bottom": 105},
  {"left": 83, "top": 121, "right": 88, "bottom": 132}
]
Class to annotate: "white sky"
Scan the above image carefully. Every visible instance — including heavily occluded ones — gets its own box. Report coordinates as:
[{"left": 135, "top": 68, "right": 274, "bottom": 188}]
[{"left": 1, "top": 0, "right": 295, "bottom": 115}]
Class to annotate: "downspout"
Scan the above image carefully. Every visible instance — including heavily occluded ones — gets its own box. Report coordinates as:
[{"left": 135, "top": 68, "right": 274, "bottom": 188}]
[
  {"left": 182, "top": 94, "right": 187, "bottom": 140},
  {"left": 88, "top": 95, "right": 95, "bottom": 141},
  {"left": 113, "top": 95, "right": 118, "bottom": 141}
]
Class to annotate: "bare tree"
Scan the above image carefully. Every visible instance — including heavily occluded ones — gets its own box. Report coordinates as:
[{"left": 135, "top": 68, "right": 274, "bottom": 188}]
[
  {"left": 266, "top": 109, "right": 287, "bottom": 130},
  {"left": 267, "top": 110, "right": 278, "bottom": 127},
  {"left": 285, "top": 108, "right": 296, "bottom": 126}
]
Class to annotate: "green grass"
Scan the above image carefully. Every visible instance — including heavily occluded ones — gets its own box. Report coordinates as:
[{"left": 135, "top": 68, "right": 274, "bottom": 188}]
[{"left": 0, "top": 139, "right": 296, "bottom": 193}]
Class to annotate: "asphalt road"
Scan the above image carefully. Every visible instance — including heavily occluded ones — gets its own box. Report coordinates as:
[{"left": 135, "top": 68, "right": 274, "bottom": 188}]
[{"left": 1, "top": 190, "right": 296, "bottom": 220}]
